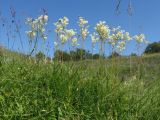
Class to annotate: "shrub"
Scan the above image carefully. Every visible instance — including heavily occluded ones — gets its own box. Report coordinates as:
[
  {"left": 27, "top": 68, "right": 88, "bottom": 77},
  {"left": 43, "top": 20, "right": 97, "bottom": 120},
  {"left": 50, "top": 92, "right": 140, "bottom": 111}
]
[{"left": 144, "top": 42, "right": 160, "bottom": 54}]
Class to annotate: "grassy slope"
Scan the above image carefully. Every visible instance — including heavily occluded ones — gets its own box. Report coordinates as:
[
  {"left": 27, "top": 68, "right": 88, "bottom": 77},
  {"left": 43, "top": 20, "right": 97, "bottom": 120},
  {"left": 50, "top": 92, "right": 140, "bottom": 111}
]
[{"left": 0, "top": 49, "right": 160, "bottom": 119}]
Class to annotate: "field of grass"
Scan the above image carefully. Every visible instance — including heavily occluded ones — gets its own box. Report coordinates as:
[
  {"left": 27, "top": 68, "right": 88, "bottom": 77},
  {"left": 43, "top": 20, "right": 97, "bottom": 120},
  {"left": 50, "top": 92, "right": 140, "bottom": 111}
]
[{"left": 0, "top": 49, "right": 160, "bottom": 119}]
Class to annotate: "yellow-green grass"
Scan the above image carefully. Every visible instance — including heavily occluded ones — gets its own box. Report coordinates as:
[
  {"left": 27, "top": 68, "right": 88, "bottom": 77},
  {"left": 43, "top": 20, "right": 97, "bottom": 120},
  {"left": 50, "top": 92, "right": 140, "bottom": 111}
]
[{"left": 0, "top": 49, "right": 160, "bottom": 119}]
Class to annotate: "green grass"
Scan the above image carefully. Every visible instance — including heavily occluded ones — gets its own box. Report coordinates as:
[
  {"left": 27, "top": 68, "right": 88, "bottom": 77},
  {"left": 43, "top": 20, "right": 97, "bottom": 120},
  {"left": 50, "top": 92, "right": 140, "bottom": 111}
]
[{"left": 0, "top": 51, "right": 160, "bottom": 119}]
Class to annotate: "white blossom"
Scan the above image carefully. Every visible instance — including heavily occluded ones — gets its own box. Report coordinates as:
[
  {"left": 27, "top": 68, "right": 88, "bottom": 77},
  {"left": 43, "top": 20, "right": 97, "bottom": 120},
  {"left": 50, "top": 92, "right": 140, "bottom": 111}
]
[
  {"left": 110, "top": 28, "right": 124, "bottom": 41},
  {"left": 90, "top": 32, "right": 99, "bottom": 44},
  {"left": 26, "top": 31, "right": 36, "bottom": 40},
  {"left": 54, "top": 23, "right": 63, "bottom": 33},
  {"left": 65, "top": 29, "right": 76, "bottom": 39},
  {"left": 81, "top": 28, "right": 89, "bottom": 40},
  {"left": 62, "top": 16, "right": 69, "bottom": 26},
  {"left": 95, "top": 21, "right": 110, "bottom": 41},
  {"left": 134, "top": 34, "right": 145, "bottom": 43},
  {"left": 60, "top": 34, "right": 68, "bottom": 44},
  {"left": 71, "top": 37, "right": 78, "bottom": 46},
  {"left": 78, "top": 17, "right": 88, "bottom": 27},
  {"left": 38, "top": 15, "right": 48, "bottom": 24},
  {"left": 123, "top": 32, "right": 131, "bottom": 41},
  {"left": 54, "top": 17, "right": 69, "bottom": 32},
  {"left": 78, "top": 17, "right": 89, "bottom": 40},
  {"left": 117, "top": 41, "right": 126, "bottom": 51},
  {"left": 26, "top": 15, "right": 48, "bottom": 40}
]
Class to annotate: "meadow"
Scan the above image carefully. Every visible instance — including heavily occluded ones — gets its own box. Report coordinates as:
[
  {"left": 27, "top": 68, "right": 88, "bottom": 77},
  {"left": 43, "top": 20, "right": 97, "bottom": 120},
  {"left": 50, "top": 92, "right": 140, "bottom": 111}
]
[
  {"left": 0, "top": 47, "right": 160, "bottom": 119},
  {"left": 0, "top": 13, "right": 160, "bottom": 120}
]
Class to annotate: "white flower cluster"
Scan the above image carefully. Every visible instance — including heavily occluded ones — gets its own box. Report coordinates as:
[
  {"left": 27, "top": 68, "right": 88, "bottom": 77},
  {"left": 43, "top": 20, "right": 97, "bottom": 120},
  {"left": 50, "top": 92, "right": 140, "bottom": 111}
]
[
  {"left": 54, "top": 17, "right": 77, "bottom": 46},
  {"left": 123, "top": 32, "right": 132, "bottom": 41},
  {"left": 90, "top": 21, "right": 148, "bottom": 53},
  {"left": 54, "top": 16, "right": 69, "bottom": 33},
  {"left": 117, "top": 41, "right": 126, "bottom": 51},
  {"left": 90, "top": 32, "right": 99, "bottom": 44},
  {"left": 95, "top": 21, "right": 110, "bottom": 41},
  {"left": 134, "top": 34, "right": 145, "bottom": 43},
  {"left": 71, "top": 37, "right": 78, "bottom": 47},
  {"left": 78, "top": 17, "right": 89, "bottom": 40},
  {"left": 25, "top": 15, "right": 149, "bottom": 55},
  {"left": 26, "top": 15, "right": 48, "bottom": 40},
  {"left": 110, "top": 27, "right": 124, "bottom": 41},
  {"left": 59, "top": 34, "right": 68, "bottom": 44},
  {"left": 78, "top": 17, "right": 88, "bottom": 27},
  {"left": 65, "top": 29, "right": 76, "bottom": 39},
  {"left": 108, "top": 27, "right": 132, "bottom": 51}
]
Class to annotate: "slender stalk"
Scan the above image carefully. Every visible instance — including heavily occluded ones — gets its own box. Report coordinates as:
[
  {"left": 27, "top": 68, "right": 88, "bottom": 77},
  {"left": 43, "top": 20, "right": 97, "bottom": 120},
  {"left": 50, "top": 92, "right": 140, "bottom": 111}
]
[
  {"left": 81, "top": 39, "right": 84, "bottom": 61},
  {"left": 15, "top": 21, "right": 24, "bottom": 52},
  {"left": 99, "top": 40, "right": 104, "bottom": 64},
  {"left": 29, "top": 31, "right": 38, "bottom": 56},
  {"left": 42, "top": 40, "right": 46, "bottom": 63},
  {"left": 92, "top": 43, "right": 94, "bottom": 64},
  {"left": 61, "top": 44, "right": 64, "bottom": 63}
]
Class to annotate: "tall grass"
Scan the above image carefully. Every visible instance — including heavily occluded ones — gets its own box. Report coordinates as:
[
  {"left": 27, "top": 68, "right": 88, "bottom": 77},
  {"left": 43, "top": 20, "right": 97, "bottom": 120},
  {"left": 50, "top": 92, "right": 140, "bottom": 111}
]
[{"left": 0, "top": 53, "right": 160, "bottom": 119}]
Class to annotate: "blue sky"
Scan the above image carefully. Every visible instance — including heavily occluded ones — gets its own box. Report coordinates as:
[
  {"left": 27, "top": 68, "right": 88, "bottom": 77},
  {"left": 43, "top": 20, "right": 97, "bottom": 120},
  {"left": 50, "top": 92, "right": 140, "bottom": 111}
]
[{"left": 0, "top": 0, "right": 160, "bottom": 57}]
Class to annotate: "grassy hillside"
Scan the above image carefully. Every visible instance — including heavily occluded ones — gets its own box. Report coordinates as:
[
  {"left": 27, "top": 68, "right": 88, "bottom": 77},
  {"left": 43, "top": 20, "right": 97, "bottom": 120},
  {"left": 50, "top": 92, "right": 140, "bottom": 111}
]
[{"left": 0, "top": 49, "right": 160, "bottom": 119}]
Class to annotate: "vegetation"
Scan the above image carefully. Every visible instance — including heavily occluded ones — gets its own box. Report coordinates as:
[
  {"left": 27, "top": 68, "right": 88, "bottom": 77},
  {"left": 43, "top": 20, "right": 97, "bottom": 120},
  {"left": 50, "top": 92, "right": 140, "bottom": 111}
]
[
  {"left": 145, "top": 42, "right": 160, "bottom": 54},
  {"left": 0, "top": 49, "right": 160, "bottom": 119},
  {"left": 54, "top": 49, "right": 103, "bottom": 61},
  {"left": 0, "top": 7, "right": 160, "bottom": 120}
]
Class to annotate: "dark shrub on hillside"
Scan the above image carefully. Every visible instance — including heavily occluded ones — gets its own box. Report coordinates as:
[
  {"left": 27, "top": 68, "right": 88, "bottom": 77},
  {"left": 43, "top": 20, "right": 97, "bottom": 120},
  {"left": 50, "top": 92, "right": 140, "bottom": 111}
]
[
  {"left": 92, "top": 54, "right": 100, "bottom": 59},
  {"left": 54, "top": 50, "right": 70, "bottom": 61},
  {"left": 92, "top": 54, "right": 105, "bottom": 59},
  {"left": 108, "top": 52, "right": 121, "bottom": 58},
  {"left": 130, "top": 53, "right": 137, "bottom": 56},
  {"left": 145, "top": 42, "right": 160, "bottom": 54},
  {"left": 35, "top": 51, "right": 45, "bottom": 61},
  {"left": 54, "top": 49, "right": 94, "bottom": 61}
]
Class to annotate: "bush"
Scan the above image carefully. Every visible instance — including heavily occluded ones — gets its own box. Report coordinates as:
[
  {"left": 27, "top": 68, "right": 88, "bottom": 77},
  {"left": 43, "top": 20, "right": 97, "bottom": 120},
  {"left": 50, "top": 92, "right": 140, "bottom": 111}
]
[
  {"left": 144, "top": 42, "right": 160, "bottom": 54},
  {"left": 108, "top": 52, "right": 121, "bottom": 58},
  {"left": 54, "top": 49, "right": 95, "bottom": 61},
  {"left": 35, "top": 51, "right": 45, "bottom": 61},
  {"left": 130, "top": 53, "right": 137, "bottom": 56}
]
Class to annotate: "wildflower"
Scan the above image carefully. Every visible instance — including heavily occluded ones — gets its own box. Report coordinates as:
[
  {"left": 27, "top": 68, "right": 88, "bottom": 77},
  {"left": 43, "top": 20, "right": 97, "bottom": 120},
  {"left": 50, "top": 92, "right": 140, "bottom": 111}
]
[
  {"left": 54, "top": 17, "right": 72, "bottom": 46},
  {"left": 95, "top": 21, "right": 110, "bottom": 41},
  {"left": 38, "top": 15, "right": 48, "bottom": 24},
  {"left": 26, "top": 15, "right": 48, "bottom": 40},
  {"left": 60, "top": 34, "right": 68, "bottom": 44},
  {"left": 62, "top": 16, "right": 69, "bottom": 26},
  {"left": 78, "top": 17, "right": 88, "bottom": 27},
  {"left": 109, "top": 27, "right": 125, "bottom": 48},
  {"left": 110, "top": 27, "right": 124, "bottom": 41},
  {"left": 81, "top": 27, "right": 89, "bottom": 40},
  {"left": 90, "top": 32, "right": 99, "bottom": 44},
  {"left": 54, "top": 17, "right": 69, "bottom": 32},
  {"left": 134, "top": 34, "right": 145, "bottom": 43},
  {"left": 26, "top": 31, "right": 36, "bottom": 40},
  {"left": 39, "top": 28, "right": 45, "bottom": 33},
  {"left": 54, "top": 23, "right": 63, "bottom": 33},
  {"left": 117, "top": 41, "right": 126, "bottom": 51},
  {"left": 71, "top": 37, "right": 78, "bottom": 46},
  {"left": 78, "top": 17, "right": 89, "bottom": 40},
  {"left": 123, "top": 32, "right": 131, "bottom": 41},
  {"left": 65, "top": 29, "right": 76, "bottom": 39}
]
